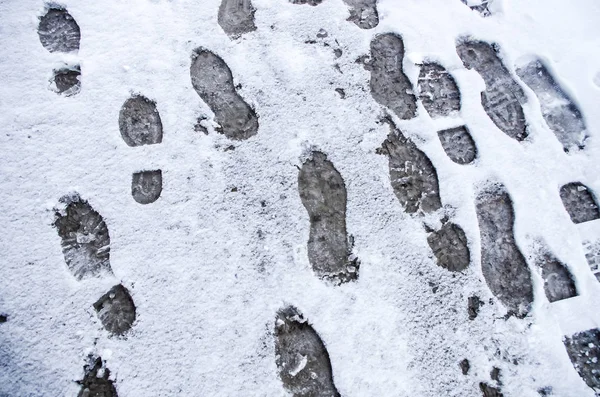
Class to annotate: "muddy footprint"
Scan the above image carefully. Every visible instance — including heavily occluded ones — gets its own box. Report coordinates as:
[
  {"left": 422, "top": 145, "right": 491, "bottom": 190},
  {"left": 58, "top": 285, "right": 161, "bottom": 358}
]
[
  {"left": 218, "top": 0, "right": 257, "bottom": 38},
  {"left": 190, "top": 49, "right": 258, "bottom": 140},
  {"left": 534, "top": 250, "right": 577, "bottom": 303},
  {"left": 38, "top": 7, "right": 80, "bottom": 53},
  {"left": 77, "top": 356, "right": 118, "bottom": 397},
  {"left": 516, "top": 58, "right": 587, "bottom": 152},
  {"left": 559, "top": 182, "right": 600, "bottom": 224},
  {"left": 368, "top": 34, "right": 417, "bottom": 120},
  {"left": 274, "top": 306, "right": 340, "bottom": 397},
  {"left": 426, "top": 221, "right": 471, "bottom": 272},
  {"left": 93, "top": 284, "right": 137, "bottom": 336},
  {"left": 52, "top": 66, "right": 81, "bottom": 96},
  {"left": 476, "top": 186, "right": 533, "bottom": 317},
  {"left": 456, "top": 39, "right": 528, "bottom": 141},
  {"left": 298, "top": 152, "right": 357, "bottom": 284},
  {"left": 417, "top": 62, "right": 461, "bottom": 118},
  {"left": 132, "top": 170, "right": 162, "bottom": 205},
  {"left": 564, "top": 328, "right": 600, "bottom": 392},
  {"left": 342, "top": 0, "right": 379, "bottom": 29},
  {"left": 437, "top": 126, "right": 477, "bottom": 165}
]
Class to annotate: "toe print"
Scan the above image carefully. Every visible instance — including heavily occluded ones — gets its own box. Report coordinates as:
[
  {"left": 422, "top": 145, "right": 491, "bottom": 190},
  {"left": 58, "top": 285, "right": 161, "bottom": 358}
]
[
  {"left": 368, "top": 34, "right": 417, "bottom": 120},
  {"left": 456, "top": 39, "right": 528, "bottom": 141},
  {"left": 417, "top": 62, "right": 461, "bottom": 118},
  {"left": 77, "top": 356, "right": 118, "bottom": 397},
  {"left": 53, "top": 66, "right": 81, "bottom": 96},
  {"left": 564, "top": 329, "right": 600, "bottom": 392},
  {"left": 437, "top": 126, "right": 477, "bottom": 165},
  {"left": 427, "top": 221, "right": 471, "bottom": 272},
  {"left": 476, "top": 186, "right": 533, "bottom": 317},
  {"left": 342, "top": 0, "right": 379, "bottom": 29},
  {"left": 218, "top": 0, "right": 257, "bottom": 38},
  {"left": 559, "top": 182, "right": 600, "bottom": 224},
  {"left": 119, "top": 95, "right": 164, "bottom": 147},
  {"left": 190, "top": 49, "right": 259, "bottom": 140},
  {"left": 516, "top": 58, "right": 587, "bottom": 152},
  {"left": 53, "top": 194, "right": 112, "bottom": 280},
  {"left": 38, "top": 7, "right": 80, "bottom": 53},
  {"left": 298, "top": 152, "right": 357, "bottom": 284},
  {"left": 132, "top": 170, "right": 162, "bottom": 205},
  {"left": 93, "top": 284, "right": 137, "bottom": 336},
  {"left": 535, "top": 251, "right": 577, "bottom": 303},
  {"left": 274, "top": 306, "right": 340, "bottom": 397}
]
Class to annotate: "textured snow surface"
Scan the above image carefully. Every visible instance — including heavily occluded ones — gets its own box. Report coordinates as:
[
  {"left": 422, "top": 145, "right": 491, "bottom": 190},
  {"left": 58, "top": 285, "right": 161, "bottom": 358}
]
[{"left": 1, "top": 0, "right": 600, "bottom": 396}]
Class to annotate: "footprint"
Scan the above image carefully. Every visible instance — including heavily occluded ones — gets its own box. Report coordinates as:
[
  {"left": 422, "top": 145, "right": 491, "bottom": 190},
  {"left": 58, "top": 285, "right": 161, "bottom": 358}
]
[
  {"left": 563, "top": 328, "right": 600, "bottom": 392},
  {"left": 274, "top": 306, "right": 340, "bottom": 397},
  {"left": 38, "top": 7, "right": 80, "bottom": 53},
  {"left": 93, "top": 284, "right": 137, "bottom": 336},
  {"left": 516, "top": 58, "right": 587, "bottom": 152},
  {"left": 53, "top": 194, "right": 112, "bottom": 280},
  {"left": 426, "top": 221, "right": 471, "bottom": 272},
  {"left": 77, "top": 356, "right": 118, "bottom": 397},
  {"left": 437, "top": 126, "right": 478, "bottom": 165},
  {"left": 289, "top": 0, "right": 323, "bottom": 5},
  {"left": 132, "top": 170, "right": 163, "bottom": 205},
  {"left": 476, "top": 186, "right": 534, "bottom": 317},
  {"left": 368, "top": 34, "right": 417, "bottom": 120},
  {"left": 417, "top": 62, "right": 461, "bottom": 118},
  {"left": 218, "top": 0, "right": 257, "bottom": 38},
  {"left": 534, "top": 250, "right": 577, "bottom": 303},
  {"left": 190, "top": 49, "right": 259, "bottom": 140},
  {"left": 53, "top": 66, "right": 81, "bottom": 96},
  {"left": 298, "top": 151, "right": 357, "bottom": 284},
  {"left": 377, "top": 126, "right": 441, "bottom": 214},
  {"left": 342, "top": 0, "right": 379, "bottom": 29},
  {"left": 119, "top": 95, "right": 164, "bottom": 147},
  {"left": 582, "top": 239, "right": 600, "bottom": 281},
  {"left": 461, "top": 0, "right": 494, "bottom": 17},
  {"left": 479, "top": 382, "right": 503, "bottom": 396},
  {"left": 559, "top": 182, "right": 600, "bottom": 224},
  {"left": 456, "top": 39, "right": 528, "bottom": 141}
]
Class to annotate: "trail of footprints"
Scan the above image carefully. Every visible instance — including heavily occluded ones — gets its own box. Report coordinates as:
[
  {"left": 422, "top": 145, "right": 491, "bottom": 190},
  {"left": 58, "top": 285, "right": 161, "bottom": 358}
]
[{"left": 34, "top": 1, "right": 600, "bottom": 396}]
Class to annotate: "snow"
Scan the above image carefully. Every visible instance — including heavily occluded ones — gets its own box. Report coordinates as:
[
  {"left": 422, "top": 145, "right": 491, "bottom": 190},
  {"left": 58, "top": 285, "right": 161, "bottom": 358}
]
[{"left": 1, "top": 0, "right": 600, "bottom": 396}]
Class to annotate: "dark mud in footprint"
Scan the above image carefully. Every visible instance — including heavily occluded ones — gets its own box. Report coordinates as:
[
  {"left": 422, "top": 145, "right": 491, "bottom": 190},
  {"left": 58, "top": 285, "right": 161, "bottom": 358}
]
[
  {"left": 53, "top": 194, "right": 112, "bottom": 280},
  {"left": 38, "top": 7, "right": 80, "bottom": 53},
  {"left": 564, "top": 329, "right": 600, "bottom": 392},
  {"left": 468, "top": 295, "right": 484, "bottom": 320},
  {"left": 342, "top": 0, "right": 379, "bottom": 29},
  {"left": 427, "top": 222, "right": 470, "bottom": 271},
  {"left": 535, "top": 251, "right": 577, "bottom": 303},
  {"left": 132, "top": 170, "right": 162, "bottom": 205},
  {"left": 456, "top": 39, "right": 528, "bottom": 141},
  {"left": 583, "top": 240, "right": 600, "bottom": 282},
  {"left": 298, "top": 152, "right": 357, "bottom": 284},
  {"left": 476, "top": 186, "right": 533, "bottom": 317},
  {"left": 438, "top": 126, "right": 477, "bottom": 165},
  {"left": 190, "top": 49, "right": 258, "bottom": 140},
  {"left": 77, "top": 356, "right": 118, "bottom": 397},
  {"left": 274, "top": 306, "right": 340, "bottom": 397},
  {"left": 53, "top": 67, "right": 81, "bottom": 96},
  {"left": 377, "top": 126, "right": 441, "bottom": 214},
  {"left": 480, "top": 382, "right": 503, "bottom": 396},
  {"left": 94, "top": 284, "right": 136, "bottom": 336},
  {"left": 417, "top": 63, "right": 461, "bottom": 118},
  {"left": 516, "top": 59, "right": 587, "bottom": 152},
  {"left": 559, "top": 182, "right": 600, "bottom": 224},
  {"left": 119, "top": 95, "right": 163, "bottom": 147},
  {"left": 218, "top": 0, "right": 257, "bottom": 38},
  {"left": 369, "top": 34, "right": 417, "bottom": 120},
  {"left": 461, "top": 0, "right": 493, "bottom": 17}
]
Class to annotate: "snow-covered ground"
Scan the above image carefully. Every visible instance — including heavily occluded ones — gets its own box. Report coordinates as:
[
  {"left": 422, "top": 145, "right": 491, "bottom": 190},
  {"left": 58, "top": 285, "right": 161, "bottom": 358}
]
[{"left": 1, "top": 0, "right": 600, "bottom": 395}]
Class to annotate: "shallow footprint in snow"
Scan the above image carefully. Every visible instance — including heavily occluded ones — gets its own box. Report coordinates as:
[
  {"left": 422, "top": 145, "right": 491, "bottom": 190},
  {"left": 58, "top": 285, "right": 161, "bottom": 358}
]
[
  {"left": 456, "top": 39, "right": 528, "bottom": 141},
  {"left": 119, "top": 95, "right": 163, "bottom": 147},
  {"left": 534, "top": 251, "right": 577, "bottom": 303},
  {"left": 368, "top": 33, "right": 417, "bottom": 120},
  {"left": 516, "top": 58, "right": 587, "bottom": 152},
  {"left": 437, "top": 126, "right": 477, "bottom": 165},
  {"left": 53, "top": 194, "right": 112, "bottom": 280},
  {"left": 377, "top": 125, "right": 441, "bottom": 214},
  {"left": 479, "top": 382, "right": 503, "bottom": 397},
  {"left": 427, "top": 221, "right": 470, "bottom": 271},
  {"left": 132, "top": 170, "right": 162, "bottom": 205},
  {"left": 218, "top": 0, "right": 257, "bottom": 38},
  {"left": 476, "top": 186, "right": 533, "bottom": 317},
  {"left": 190, "top": 49, "right": 258, "bottom": 140},
  {"left": 461, "top": 0, "right": 494, "bottom": 17},
  {"left": 417, "top": 62, "right": 461, "bottom": 118},
  {"left": 53, "top": 66, "right": 81, "bottom": 96},
  {"left": 342, "top": 0, "right": 379, "bottom": 29},
  {"left": 77, "top": 356, "right": 118, "bottom": 397},
  {"left": 93, "top": 284, "right": 137, "bottom": 336},
  {"left": 38, "top": 7, "right": 81, "bottom": 53},
  {"left": 274, "top": 306, "right": 340, "bottom": 397},
  {"left": 563, "top": 329, "right": 600, "bottom": 392},
  {"left": 559, "top": 182, "right": 600, "bottom": 224},
  {"left": 298, "top": 151, "right": 357, "bottom": 284}
]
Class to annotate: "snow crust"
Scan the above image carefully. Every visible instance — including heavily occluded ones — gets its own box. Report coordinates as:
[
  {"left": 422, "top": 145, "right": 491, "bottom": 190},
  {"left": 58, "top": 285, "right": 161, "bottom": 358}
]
[{"left": 1, "top": 0, "right": 600, "bottom": 395}]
